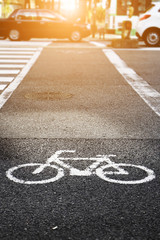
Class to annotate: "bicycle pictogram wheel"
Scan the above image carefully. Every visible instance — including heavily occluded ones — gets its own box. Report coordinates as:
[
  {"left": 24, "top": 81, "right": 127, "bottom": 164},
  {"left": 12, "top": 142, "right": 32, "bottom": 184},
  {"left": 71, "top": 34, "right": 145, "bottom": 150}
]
[
  {"left": 96, "top": 163, "right": 155, "bottom": 184},
  {"left": 6, "top": 163, "right": 64, "bottom": 184}
]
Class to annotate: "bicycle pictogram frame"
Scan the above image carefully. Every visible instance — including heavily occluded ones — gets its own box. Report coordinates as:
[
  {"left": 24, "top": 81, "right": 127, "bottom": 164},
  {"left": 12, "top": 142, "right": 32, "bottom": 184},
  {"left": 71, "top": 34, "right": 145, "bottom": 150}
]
[{"left": 6, "top": 150, "right": 156, "bottom": 185}]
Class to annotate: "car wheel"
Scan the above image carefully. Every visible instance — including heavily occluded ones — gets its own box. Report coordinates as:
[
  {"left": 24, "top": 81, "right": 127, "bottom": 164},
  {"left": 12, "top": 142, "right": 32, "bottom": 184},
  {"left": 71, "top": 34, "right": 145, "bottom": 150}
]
[
  {"left": 144, "top": 29, "right": 160, "bottom": 47},
  {"left": 69, "top": 30, "right": 81, "bottom": 42},
  {"left": 9, "top": 29, "right": 20, "bottom": 41}
]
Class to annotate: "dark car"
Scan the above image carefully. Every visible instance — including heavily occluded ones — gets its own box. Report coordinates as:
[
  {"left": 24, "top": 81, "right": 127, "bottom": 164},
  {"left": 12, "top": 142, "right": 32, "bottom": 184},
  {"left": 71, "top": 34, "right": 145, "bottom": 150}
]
[{"left": 0, "top": 9, "right": 91, "bottom": 42}]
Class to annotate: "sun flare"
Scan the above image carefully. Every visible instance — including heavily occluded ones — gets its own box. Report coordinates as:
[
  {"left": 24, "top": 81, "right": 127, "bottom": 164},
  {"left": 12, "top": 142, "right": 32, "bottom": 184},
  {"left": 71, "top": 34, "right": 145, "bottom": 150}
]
[{"left": 61, "top": 0, "right": 76, "bottom": 11}]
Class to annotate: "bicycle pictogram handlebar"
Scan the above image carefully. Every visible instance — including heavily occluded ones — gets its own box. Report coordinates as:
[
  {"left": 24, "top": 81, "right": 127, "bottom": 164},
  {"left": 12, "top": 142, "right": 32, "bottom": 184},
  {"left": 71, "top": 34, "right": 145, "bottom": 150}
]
[{"left": 6, "top": 150, "right": 156, "bottom": 185}]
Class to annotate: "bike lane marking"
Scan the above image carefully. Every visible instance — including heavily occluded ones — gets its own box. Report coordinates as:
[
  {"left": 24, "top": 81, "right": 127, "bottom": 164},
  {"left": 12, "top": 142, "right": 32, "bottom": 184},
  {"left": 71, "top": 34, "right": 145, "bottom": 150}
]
[
  {"left": 103, "top": 49, "right": 160, "bottom": 117},
  {"left": 6, "top": 150, "right": 156, "bottom": 185}
]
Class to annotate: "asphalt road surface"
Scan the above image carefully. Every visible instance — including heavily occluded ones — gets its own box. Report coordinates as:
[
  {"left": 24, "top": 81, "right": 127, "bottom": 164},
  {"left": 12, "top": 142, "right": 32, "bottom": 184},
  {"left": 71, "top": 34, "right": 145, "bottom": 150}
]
[{"left": 0, "top": 39, "right": 160, "bottom": 240}]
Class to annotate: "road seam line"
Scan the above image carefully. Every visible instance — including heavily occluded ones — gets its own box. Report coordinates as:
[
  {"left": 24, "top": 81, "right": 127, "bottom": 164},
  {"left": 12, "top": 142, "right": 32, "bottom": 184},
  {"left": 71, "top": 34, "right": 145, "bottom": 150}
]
[{"left": 103, "top": 49, "right": 160, "bottom": 117}]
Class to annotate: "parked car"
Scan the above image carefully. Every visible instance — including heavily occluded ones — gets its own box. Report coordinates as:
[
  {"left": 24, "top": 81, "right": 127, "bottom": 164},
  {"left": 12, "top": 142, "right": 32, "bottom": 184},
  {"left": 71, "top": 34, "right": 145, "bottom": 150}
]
[
  {"left": 0, "top": 9, "right": 91, "bottom": 42},
  {"left": 136, "top": 2, "right": 160, "bottom": 47}
]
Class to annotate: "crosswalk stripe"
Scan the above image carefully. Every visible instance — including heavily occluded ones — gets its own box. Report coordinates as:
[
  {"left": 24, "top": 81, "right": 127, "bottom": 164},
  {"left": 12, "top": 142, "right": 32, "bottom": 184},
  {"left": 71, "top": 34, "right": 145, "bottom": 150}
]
[
  {"left": 0, "top": 64, "right": 25, "bottom": 68},
  {"left": 0, "top": 51, "right": 35, "bottom": 54},
  {"left": 0, "top": 59, "right": 29, "bottom": 63},
  {"left": 0, "top": 55, "right": 32, "bottom": 59},
  {"left": 0, "top": 84, "right": 7, "bottom": 90},
  {"left": 0, "top": 48, "right": 38, "bottom": 51},
  {"left": 0, "top": 48, "right": 43, "bottom": 109},
  {"left": 0, "top": 41, "right": 51, "bottom": 46},
  {"left": 0, "top": 77, "right": 14, "bottom": 82},
  {"left": 0, "top": 70, "right": 20, "bottom": 74}
]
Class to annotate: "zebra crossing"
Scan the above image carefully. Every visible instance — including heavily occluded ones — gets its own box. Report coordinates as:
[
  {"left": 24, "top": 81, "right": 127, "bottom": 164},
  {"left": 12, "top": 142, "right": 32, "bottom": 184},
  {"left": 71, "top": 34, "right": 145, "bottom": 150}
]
[{"left": 0, "top": 41, "right": 50, "bottom": 109}]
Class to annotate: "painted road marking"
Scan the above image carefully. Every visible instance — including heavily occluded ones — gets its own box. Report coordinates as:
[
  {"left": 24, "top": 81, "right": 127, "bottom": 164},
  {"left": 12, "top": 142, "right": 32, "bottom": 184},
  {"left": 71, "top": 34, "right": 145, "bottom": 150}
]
[
  {"left": 0, "top": 47, "right": 38, "bottom": 51},
  {"left": 0, "top": 84, "right": 6, "bottom": 90},
  {"left": 90, "top": 41, "right": 160, "bottom": 51},
  {"left": 0, "top": 59, "right": 29, "bottom": 63},
  {"left": 0, "top": 40, "right": 51, "bottom": 47},
  {"left": 0, "top": 42, "right": 51, "bottom": 108},
  {"left": 103, "top": 49, "right": 160, "bottom": 117},
  {"left": 0, "top": 77, "right": 14, "bottom": 82},
  {"left": 0, "top": 51, "right": 35, "bottom": 54},
  {"left": 112, "top": 47, "right": 160, "bottom": 51},
  {"left": 90, "top": 41, "right": 106, "bottom": 48},
  {"left": 6, "top": 150, "right": 155, "bottom": 185},
  {"left": 0, "top": 48, "right": 43, "bottom": 109},
  {"left": 0, "top": 70, "right": 20, "bottom": 74},
  {"left": 0, "top": 55, "right": 32, "bottom": 59},
  {"left": 0, "top": 64, "right": 25, "bottom": 68}
]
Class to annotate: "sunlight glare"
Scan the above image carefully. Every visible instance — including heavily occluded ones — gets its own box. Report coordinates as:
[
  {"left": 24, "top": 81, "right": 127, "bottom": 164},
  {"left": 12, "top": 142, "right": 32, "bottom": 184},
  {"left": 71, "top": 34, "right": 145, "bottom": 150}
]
[{"left": 61, "top": 0, "right": 76, "bottom": 11}]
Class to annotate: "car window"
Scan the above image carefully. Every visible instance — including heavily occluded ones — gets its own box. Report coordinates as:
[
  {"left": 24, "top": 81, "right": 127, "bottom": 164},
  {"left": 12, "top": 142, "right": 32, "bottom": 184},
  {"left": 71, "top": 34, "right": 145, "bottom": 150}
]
[
  {"left": 16, "top": 11, "right": 37, "bottom": 20},
  {"left": 8, "top": 9, "right": 19, "bottom": 19},
  {"left": 38, "top": 11, "right": 59, "bottom": 21},
  {"left": 144, "top": 4, "right": 155, "bottom": 13}
]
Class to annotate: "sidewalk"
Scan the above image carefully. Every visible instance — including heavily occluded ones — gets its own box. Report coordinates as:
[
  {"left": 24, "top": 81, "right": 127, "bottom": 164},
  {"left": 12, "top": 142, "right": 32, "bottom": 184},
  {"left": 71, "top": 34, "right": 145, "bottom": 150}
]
[
  {"left": 87, "top": 33, "right": 138, "bottom": 41},
  {"left": 86, "top": 33, "right": 141, "bottom": 48}
]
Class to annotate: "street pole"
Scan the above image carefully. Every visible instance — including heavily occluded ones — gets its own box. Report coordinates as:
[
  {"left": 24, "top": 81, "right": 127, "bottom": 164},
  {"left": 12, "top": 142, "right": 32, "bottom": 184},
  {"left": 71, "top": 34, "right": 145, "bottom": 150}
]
[{"left": 91, "top": 0, "right": 97, "bottom": 38}]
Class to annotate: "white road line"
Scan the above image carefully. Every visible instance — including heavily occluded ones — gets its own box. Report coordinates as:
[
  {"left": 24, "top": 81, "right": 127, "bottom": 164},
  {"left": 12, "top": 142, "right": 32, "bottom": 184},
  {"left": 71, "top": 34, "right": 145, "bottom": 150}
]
[
  {"left": 0, "top": 77, "right": 14, "bottom": 82},
  {"left": 103, "top": 49, "right": 160, "bottom": 117},
  {"left": 0, "top": 64, "right": 25, "bottom": 68},
  {"left": 90, "top": 41, "right": 160, "bottom": 51},
  {"left": 0, "top": 48, "right": 43, "bottom": 109},
  {"left": 136, "top": 47, "right": 160, "bottom": 51},
  {"left": 0, "top": 47, "right": 38, "bottom": 51},
  {"left": 0, "top": 40, "right": 51, "bottom": 46},
  {"left": 108, "top": 48, "right": 160, "bottom": 51},
  {"left": 0, "top": 51, "right": 35, "bottom": 54},
  {"left": 0, "top": 84, "right": 7, "bottom": 90},
  {"left": 0, "top": 55, "right": 32, "bottom": 59},
  {"left": 90, "top": 41, "right": 106, "bottom": 48},
  {"left": 0, "top": 70, "right": 20, "bottom": 74},
  {"left": 0, "top": 59, "right": 29, "bottom": 63}
]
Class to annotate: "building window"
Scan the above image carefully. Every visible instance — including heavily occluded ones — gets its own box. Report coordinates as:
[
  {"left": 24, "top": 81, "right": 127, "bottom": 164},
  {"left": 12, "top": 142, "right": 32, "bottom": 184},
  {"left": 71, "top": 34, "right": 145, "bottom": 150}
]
[{"left": 117, "top": 0, "right": 151, "bottom": 16}]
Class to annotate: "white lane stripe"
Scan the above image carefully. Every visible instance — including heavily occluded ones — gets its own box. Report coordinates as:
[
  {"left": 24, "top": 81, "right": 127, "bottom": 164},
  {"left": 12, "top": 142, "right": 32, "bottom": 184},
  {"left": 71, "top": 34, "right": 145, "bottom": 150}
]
[
  {"left": 108, "top": 48, "right": 160, "bottom": 51},
  {"left": 90, "top": 41, "right": 106, "bottom": 48},
  {"left": 0, "top": 59, "right": 28, "bottom": 63},
  {"left": 0, "top": 55, "right": 31, "bottom": 59},
  {"left": 0, "top": 49, "right": 43, "bottom": 109},
  {"left": 0, "top": 70, "right": 20, "bottom": 74},
  {"left": 0, "top": 41, "right": 51, "bottom": 46},
  {"left": 103, "top": 49, "right": 160, "bottom": 117},
  {"left": 0, "top": 64, "right": 25, "bottom": 68},
  {"left": 90, "top": 41, "right": 160, "bottom": 51},
  {"left": 0, "top": 47, "right": 38, "bottom": 51},
  {"left": 0, "top": 77, "right": 14, "bottom": 82},
  {"left": 0, "top": 51, "right": 35, "bottom": 54},
  {"left": 139, "top": 47, "right": 160, "bottom": 51},
  {"left": 0, "top": 84, "right": 7, "bottom": 90}
]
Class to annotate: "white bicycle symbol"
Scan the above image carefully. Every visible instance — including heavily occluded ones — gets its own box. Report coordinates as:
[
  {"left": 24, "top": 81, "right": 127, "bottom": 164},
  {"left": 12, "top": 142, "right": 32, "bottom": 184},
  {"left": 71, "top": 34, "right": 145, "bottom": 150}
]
[{"left": 6, "top": 150, "right": 155, "bottom": 185}]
